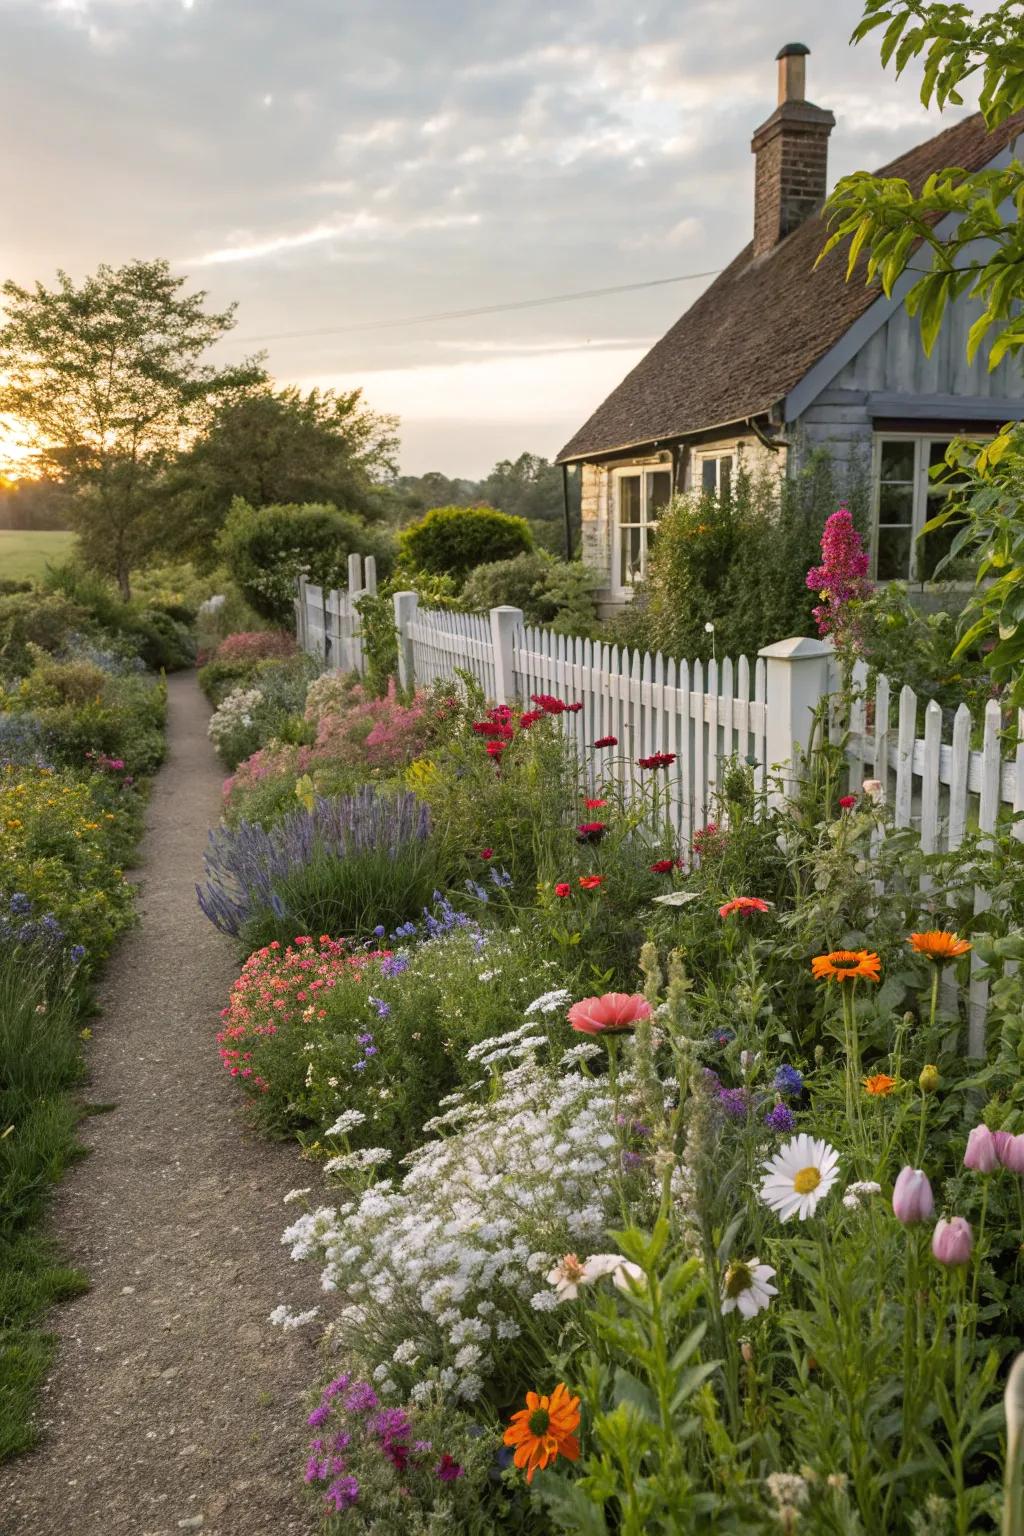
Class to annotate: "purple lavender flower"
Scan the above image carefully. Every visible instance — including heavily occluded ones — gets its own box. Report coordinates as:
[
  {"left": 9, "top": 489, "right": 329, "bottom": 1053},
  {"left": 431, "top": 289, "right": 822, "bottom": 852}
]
[
  {"left": 620, "top": 1149, "right": 646, "bottom": 1171},
  {"left": 718, "top": 1088, "right": 750, "bottom": 1120},
  {"left": 773, "top": 1064, "right": 804, "bottom": 1097},
  {"left": 764, "top": 1102, "right": 796, "bottom": 1133}
]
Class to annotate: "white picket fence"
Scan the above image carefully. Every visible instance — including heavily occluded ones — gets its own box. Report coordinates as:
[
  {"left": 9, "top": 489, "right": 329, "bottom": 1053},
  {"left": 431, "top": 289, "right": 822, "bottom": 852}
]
[
  {"left": 294, "top": 580, "right": 1022, "bottom": 1053},
  {"left": 295, "top": 555, "right": 377, "bottom": 674}
]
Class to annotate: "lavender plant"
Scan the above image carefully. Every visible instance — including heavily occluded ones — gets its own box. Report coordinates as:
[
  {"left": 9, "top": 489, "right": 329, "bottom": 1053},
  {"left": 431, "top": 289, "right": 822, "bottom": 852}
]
[{"left": 197, "top": 785, "right": 444, "bottom": 947}]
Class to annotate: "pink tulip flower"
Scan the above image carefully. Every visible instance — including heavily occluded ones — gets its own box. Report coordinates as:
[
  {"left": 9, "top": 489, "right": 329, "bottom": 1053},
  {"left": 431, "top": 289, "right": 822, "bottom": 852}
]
[
  {"left": 993, "top": 1131, "right": 1024, "bottom": 1173},
  {"left": 892, "top": 1166, "right": 934, "bottom": 1225},
  {"left": 567, "top": 993, "right": 652, "bottom": 1036},
  {"left": 964, "top": 1125, "right": 999, "bottom": 1173},
  {"left": 932, "top": 1216, "right": 973, "bottom": 1267}
]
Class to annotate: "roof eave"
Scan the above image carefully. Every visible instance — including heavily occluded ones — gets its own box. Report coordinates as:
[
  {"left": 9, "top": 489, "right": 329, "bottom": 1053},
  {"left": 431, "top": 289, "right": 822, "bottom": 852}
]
[{"left": 556, "top": 405, "right": 783, "bottom": 465}]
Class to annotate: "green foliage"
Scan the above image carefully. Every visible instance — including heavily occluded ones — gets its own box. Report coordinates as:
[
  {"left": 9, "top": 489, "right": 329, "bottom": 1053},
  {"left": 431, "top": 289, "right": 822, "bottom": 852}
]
[
  {"left": 0, "top": 591, "right": 87, "bottom": 679},
  {"left": 354, "top": 591, "right": 400, "bottom": 697},
  {"left": 861, "top": 580, "right": 994, "bottom": 716},
  {"left": 398, "top": 505, "right": 534, "bottom": 583},
  {"left": 395, "top": 452, "right": 581, "bottom": 551},
  {"left": 159, "top": 384, "right": 400, "bottom": 562},
  {"left": 0, "top": 259, "right": 263, "bottom": 597},
  {"left": 217, "top": 497, "right": 395, "bottom": 625},
  {"left": 38, "top": 561, "right": 196, "bottom": 671},
  {"left": 642, "top": 454, "right": 867, "bottom": 661},
  {"left": 461, "top": 552, "right": 601, "bottom": 635}
]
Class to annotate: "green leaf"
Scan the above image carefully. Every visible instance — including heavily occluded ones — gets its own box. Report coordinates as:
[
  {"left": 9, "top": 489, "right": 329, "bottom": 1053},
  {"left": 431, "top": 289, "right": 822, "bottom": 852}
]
[
  {"left": 612, "top": 1367, "right": 660, "bottom": 1424},
  {"left": 532, "top": 1473, "right": 611, "bottom": 1535}
]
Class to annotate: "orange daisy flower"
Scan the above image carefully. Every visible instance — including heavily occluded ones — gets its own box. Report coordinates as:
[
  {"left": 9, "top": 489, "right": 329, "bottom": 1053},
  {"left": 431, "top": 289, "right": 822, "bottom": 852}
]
[
  {"left": 863, "top": 1073, "right": 896, "bottom": 1096},
  {"left": 503, "top": 1382, "right": 581, "bottom": 1484},
  {"left": 908, "top": 931, "right": 972, "bottom": 963},
  {"left": 810, "top": 950, "right": 881, "bottom": 984}
]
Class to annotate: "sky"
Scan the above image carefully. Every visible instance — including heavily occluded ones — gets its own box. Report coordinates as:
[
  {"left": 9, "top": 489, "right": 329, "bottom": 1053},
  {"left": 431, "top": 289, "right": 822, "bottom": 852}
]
[{"left": 0, "top": 0, "right": 980, "bottom": 476}]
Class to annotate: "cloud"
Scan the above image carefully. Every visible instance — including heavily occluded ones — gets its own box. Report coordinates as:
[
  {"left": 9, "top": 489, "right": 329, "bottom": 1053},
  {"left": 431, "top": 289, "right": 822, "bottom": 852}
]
[{"left": 185, "top": 211, "right": 482, "bottom": 267}]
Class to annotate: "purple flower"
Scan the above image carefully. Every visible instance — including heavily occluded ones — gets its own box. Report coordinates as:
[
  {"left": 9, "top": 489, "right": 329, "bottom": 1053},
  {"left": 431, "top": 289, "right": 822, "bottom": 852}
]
[
  {"left": 436, "top": 1453, "right": 464, "bottom": 1482},
  {"left": 343, "top": 1381, "right": 379, "bottom": 1415},
  {"left": 764, "top": 1103, "right": 796, "bottom": 1133},
  {"left": 364, "top": 1045, "right": 378, "bottom": 1056},
  {"left": 717, "top": 1088, "right": 750, "bottom": 1120},
  {"left": 370, "top": 1408, "right": 411, "bottom": 1442},
  {"left": 357, "top": 1032, "right": 375, "bottom": 1046},
  {"left": 324, "top": 1474, "right": 360, "bottom": 1512},
  {"left": 352, "top": 1060, "right": 366, "bottom": 1073},
  {"left": 304, "top": 1455, "right": 330, "bottom": 1484},
  {"left": 413, "top": 1439, "right": 433, "bottom": 1453},
  {"left": 373, "top": 924, "right": 386, "bottom": 937},
  {"left": 773, "top": 1064, "right": 804, "bottom": 1097},
  {"left": 380, "top": 954, "right": 410, "bottom": 978},
  {"left": 805, "top": 507, "right": 873, "bottom": 648},
  {"left": 368, "top": 996, "right": 391, "bottom": 1018},
  {"left": 621, "top": 1150, "right": 646, "bottom": 1171}
]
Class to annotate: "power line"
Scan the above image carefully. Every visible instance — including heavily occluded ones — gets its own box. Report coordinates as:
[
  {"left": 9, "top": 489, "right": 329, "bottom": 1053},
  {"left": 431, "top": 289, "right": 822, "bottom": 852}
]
[{"left": 232, "top": 269, "right": 723, "bottom": 346}]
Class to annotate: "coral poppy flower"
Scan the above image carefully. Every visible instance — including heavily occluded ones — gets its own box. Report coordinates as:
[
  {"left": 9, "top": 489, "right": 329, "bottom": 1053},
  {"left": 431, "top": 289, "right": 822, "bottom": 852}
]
[
  {"left": 908, "top": 931, "right": 972, "bottom": 963},
  {"left": 504, "top": 1382, "right": 580, "bottom": 1484},
  {"left": 863, "top": 1073, "right": 896, "bottom": 1096},
  {"left": 554, "top": 882, "right": 571, "bottom": 898},
  {"left": 593, "top": 736, "right": 617, "bottom": 748},
  {"left": 584, "top": 798, "right": 607, "bottom": 809},
  {"left": 578, "top": 875, "right": 604, "bottom": 890},
  {"left": 637, "top": 752, "right": 676, "bottom": 770},
  {"left": 719, "top": 897, "right": 770, "bottom": 918},
  {"left": 650, "top": 858, "right": 680, "bottom": 874},
  {"left": 810, "top": 950, "right": 881, "bottom": 983},
  {"left": 568, "top": 992, "right": 652, "bottom": 1035}
]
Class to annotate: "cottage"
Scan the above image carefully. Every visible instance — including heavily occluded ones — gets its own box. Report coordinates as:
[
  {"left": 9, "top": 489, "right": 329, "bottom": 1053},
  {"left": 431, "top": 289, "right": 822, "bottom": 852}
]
[{"left": 557, "top": 43, "right": 1024, "bottom": 611}]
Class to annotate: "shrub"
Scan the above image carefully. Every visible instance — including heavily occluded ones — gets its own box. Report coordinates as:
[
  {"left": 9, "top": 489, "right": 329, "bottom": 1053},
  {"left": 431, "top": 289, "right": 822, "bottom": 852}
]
[
  {"left": 460, "top": 552, "right": 600, "bottom": 635},
  {"left": 121, "top": 608, "right": 195, "bottom": 672},
  {"left": 11, "top": 661, "right": 166, "bottom": 776},
  {"left": 213, "top": 630, "right": 296, "bottom": 665},
  {"left": 217, "top": 498, "right": 395, "bottom": 625},
  {"left": 196, "top": 785, "right": 446, "bottom": 948},
  {"left": 0, "top": 593, "right": 88, "bottom": 680},
  {"left": 398, "top": 506, "right": 533, "bottom": 583},
  {"left": 309, "top": 679, "right": 430, "bottom": 772}
]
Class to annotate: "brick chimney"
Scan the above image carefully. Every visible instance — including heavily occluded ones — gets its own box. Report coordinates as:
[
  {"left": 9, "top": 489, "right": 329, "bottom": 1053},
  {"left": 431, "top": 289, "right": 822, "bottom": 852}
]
[{"left": 751, "top": 43, "right": 835, "bottom": 258}]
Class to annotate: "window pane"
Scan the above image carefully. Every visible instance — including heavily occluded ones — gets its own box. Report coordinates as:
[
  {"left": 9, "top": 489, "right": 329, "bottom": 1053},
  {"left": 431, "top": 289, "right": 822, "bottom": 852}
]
[
  {"left": 928, "top": 439, "right": 954, "bottom": 471},
  {"left": 646, "top": 470, "right": 672, "bottom": 517},
  {"left": 880, "top": 440, "right": 915, "bottom": 481},
  {"left": 878, "top": 483, "right": 914, "bottom": 523},
  {"left": 720, "top": 456, "right": 733, "bottom": 501},
  {"left": 920, "top": 493, "right": 963, "bottom": 580},
  {"left": 620, "top": 523, "right": 642, "bottom": 586},
  {"left": 619, "top": 475, "right": 641, "bottom": 524},
  {"left": 701, "top": 458, "right": 717, "bottom": 492},
  {"left": 876, "top": 524, "right": 912, "bottom": 580}
]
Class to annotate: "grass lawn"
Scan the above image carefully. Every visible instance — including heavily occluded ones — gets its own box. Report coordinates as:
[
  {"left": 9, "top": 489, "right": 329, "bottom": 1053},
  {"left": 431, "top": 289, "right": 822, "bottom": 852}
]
[{"left": 0, "top": 529, "right": 77, "bottom": 583}]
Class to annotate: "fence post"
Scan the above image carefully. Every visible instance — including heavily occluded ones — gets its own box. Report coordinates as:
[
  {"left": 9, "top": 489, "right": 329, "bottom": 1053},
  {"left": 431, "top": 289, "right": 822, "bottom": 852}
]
[
  {"left": 757, "top": 636, "right": 834, "bottom": 797},
  {"left": 364, "top": 555, "right": 377, "bottom": 595},
  {"left": 296, "top": 574, "right": 309, "bottom": 653},
  {"left": 394, "top": 590, "right": 419, "bottom": 692},
  {"left": 489, "top": 605, "right": 524, "bottom": 706}
]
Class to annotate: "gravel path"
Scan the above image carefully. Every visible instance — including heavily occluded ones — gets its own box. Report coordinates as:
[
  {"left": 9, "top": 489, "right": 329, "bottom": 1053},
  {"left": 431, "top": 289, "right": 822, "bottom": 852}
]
[{"left": 0, "top": 674, "right": 321, "bottom": 1536}]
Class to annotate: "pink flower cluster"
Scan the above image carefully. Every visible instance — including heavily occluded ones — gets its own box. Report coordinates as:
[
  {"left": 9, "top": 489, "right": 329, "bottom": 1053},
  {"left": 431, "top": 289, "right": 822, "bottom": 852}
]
[
  {"left": 216, "top": 934, "right": 387, "bottom": 1090},
  {"left": 214, "top": 630, "right": 297, "bottom": 664},
  {"left": 311, "top": 680, "right": 430, "bottom": 771},
  {"left": 805, "top": 507, "right": 873, "bottom": 648}
]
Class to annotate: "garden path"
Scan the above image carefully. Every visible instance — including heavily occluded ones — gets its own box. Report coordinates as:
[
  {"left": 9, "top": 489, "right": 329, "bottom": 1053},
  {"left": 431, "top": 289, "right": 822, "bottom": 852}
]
[{"left": 0, "top": 674, "right": 321, "bottom": 1536}]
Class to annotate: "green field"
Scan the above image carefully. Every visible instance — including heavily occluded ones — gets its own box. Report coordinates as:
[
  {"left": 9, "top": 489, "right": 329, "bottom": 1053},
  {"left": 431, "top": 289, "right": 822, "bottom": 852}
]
[{"left": 0, "top": 529, "right": 77, "bottom": 582}]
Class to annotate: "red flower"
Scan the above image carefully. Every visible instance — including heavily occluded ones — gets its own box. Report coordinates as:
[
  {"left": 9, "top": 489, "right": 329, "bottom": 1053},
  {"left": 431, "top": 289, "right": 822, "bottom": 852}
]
[
  {"left": 567, "top": 701, "right": 584, "bottom": 713},
  {"left": 481, "top": 848, "right": 493, "bottom": 859},
  {"left": 718, "top": 896, "right": 770, "bottom": 918},
  {"left": 593, "top": 736, "right": 617, "bottom": 748},
  {"left": 486, "top": 741, "right": 505, "bottom": 758},
  {"left": 637, "top": 752, "right": 676, "bottom": 770},
  {"left": 838, "top": 794, "right": 857, "bottom": 810},
  {"left": 436, "top": 1453, "right": 464, "bottom": 1482},
  {"left": 584, "top": 798, "right": 607, "bottom": 809},
  {"left": 554, "top": 882, "right": 571, "bottom": 898},
  {"left": 531, "top": 693, "right": 568, "bottom": 715},
  {"left": 650, "top": 858, "right": 680, "bottom": 874},
  {"left": 472, "top": 721, "right": 505, "bottom": 737},
  {"left": 578, "top": 875, "right": 604, "bottom": 890},
  {"left": 519, "top": 709, "right": 545, "bottom": 728},
  {"left": 568, "top": 992, "right": 652, "bottom": 1035},
  {"left": 576, "top": 821, "right": 607, "bottom": 842}
]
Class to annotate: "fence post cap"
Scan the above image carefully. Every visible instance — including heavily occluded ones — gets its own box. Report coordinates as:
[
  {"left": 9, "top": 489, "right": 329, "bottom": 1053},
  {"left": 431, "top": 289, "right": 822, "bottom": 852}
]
[
  {"left": 491, "top": 604, "right": 525, "bottom": 618},
  {"left": 757, "top": 635, "right": 833, "bottom": 662}
]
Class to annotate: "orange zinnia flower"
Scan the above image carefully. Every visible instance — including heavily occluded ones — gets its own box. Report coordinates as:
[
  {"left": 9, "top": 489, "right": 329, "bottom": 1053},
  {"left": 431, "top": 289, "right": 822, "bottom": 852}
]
[
  {"left": 908, "top": 931, "right": 972, "bottom": 963},
  {"left": 863, "top": 1073, "right": 896, "bottom": 1096},
  {"left": 810, "top": 950, "right": 881, "bottom": 983},
  {"left": 503, "top": 1382, "right": 581, "bottom": 1484}
]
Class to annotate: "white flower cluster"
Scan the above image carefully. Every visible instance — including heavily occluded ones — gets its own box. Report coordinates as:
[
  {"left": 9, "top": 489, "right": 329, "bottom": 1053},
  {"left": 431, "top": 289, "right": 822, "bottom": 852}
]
[
  {"left": 268, "top": 1303, "right": 320, "bottom": 1331},
  {"left": 281, "top": 1052, "right": 625, "bottom": 1403},
  {"left": 207, "top": 686, "right": 265, "bottom": 747}
]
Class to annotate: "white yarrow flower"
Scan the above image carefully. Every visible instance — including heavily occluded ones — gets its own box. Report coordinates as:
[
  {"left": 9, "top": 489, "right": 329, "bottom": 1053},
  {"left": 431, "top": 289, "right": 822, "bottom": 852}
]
[{"left": 758, "top": 1134, "right": 840, "bottom": 1222}]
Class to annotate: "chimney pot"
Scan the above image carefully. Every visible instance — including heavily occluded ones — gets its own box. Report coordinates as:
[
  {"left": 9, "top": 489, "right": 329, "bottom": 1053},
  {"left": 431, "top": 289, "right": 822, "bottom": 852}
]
[{"left": 776, "top": 41, "right": 809, "bottom": 103}]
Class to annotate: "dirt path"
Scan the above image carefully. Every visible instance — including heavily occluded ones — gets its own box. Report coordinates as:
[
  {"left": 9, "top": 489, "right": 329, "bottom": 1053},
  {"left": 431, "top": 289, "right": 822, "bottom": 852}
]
[{"left": 0, "top": 674, "right": 321, "bottom": 1536}]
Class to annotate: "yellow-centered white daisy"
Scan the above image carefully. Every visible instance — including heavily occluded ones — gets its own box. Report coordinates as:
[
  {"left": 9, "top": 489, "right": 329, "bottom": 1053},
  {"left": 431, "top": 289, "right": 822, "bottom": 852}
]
[
  {"left": 759, "top": 1134, "right": 840, "bottom": 1221},
  {"left": 721, "top": 1258, "right": 778, "bottom": 1318}
]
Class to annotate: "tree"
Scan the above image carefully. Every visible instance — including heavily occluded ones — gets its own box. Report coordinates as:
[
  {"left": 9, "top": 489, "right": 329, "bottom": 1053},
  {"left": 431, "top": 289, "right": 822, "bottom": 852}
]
[
  {"left": 160, "top": 384, "right": 400, "bottom": 560},
  {"left": 821, "top": 1, "right": 1024, "bottom": 703},
  {"left": 0, "top": 259, "right": 262, "bottom": 597}
]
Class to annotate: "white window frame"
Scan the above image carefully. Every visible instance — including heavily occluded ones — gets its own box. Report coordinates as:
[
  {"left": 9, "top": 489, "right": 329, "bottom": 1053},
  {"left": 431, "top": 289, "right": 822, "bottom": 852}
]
[
  {"left": 611, "top": 464, "right": 672, "bottom": 593},
  {"left": 870, "top": 433, "right": 976, "bottom": 584},
  {"left": 692, "top": 449, "right": 735, "bottom": 498}
]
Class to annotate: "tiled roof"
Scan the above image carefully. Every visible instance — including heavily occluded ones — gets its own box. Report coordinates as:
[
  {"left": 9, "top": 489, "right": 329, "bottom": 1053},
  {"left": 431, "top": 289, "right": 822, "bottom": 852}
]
[{"left": 556, "top": 110, "right": 1024, "bottom": 462}]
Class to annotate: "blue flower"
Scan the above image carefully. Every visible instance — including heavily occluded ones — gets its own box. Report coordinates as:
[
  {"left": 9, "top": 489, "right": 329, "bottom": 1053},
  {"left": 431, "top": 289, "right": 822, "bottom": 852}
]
[
  {"left": 764, "top": 1102, "right": 796, "bottom": 1133},
  {"left": 773, "top": 1064, "right": 804, "bottom": 1097},
  {"left": 8, "top": 893, "right": 31, "bottom": 916},
  {"left": 373, "top": 925, "right": 386, "bottom": 937},
  {"left": 70, "top": 944, "right": 86, "bottom": 965},
  {"left": 352, "top": 1060, "right": 367, "bottom": 1073}
]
